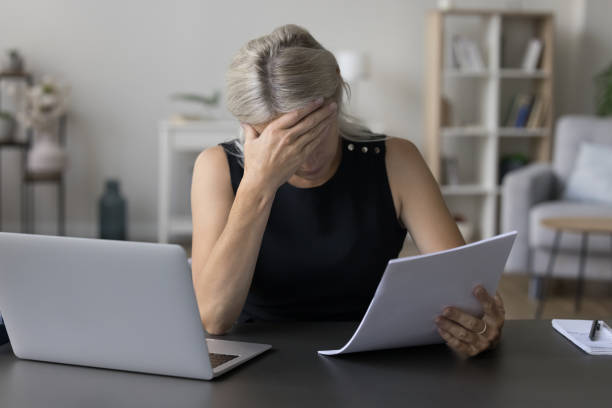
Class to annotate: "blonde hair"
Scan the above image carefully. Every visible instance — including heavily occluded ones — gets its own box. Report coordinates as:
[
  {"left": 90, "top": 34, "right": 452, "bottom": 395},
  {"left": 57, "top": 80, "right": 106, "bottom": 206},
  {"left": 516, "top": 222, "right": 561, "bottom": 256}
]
[{"left": 225, "top": 24, "right": 384, "bottom": 161}]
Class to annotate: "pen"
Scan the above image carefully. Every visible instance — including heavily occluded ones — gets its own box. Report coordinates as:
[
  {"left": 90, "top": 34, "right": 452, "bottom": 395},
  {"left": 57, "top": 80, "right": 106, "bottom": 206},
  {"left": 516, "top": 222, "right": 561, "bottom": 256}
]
[{"left": 589, "top": 320, "right": 600, "bottom": 341}]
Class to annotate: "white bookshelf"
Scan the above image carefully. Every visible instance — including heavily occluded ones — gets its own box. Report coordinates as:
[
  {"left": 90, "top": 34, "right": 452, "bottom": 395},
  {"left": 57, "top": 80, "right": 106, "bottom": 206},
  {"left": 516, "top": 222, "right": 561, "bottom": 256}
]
[
  {"left": 499, "top": 68, "right": 549, "bottom": 79},
  {"left": 425, "top": 9, "right": 555, "bottom": 241}
]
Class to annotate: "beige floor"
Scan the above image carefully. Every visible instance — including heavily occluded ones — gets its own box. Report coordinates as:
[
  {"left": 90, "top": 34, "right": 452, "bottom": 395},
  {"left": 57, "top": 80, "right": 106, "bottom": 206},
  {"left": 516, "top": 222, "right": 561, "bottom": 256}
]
[{"left": 499, "top": 274, "right": 612, "bottom": 320}]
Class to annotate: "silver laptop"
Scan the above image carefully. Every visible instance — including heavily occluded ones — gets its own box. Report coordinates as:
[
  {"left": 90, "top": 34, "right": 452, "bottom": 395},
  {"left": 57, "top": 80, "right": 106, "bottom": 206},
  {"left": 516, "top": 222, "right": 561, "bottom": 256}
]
[{"left": 0, "top": 232, "right": 270, "bottom": 380}]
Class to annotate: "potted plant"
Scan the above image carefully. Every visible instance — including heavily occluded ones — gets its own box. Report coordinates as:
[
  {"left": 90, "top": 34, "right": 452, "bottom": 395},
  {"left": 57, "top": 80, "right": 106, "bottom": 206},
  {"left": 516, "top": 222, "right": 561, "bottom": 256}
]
[
  {"left": 170, "top": 90, "right": 221, "bottom": 121},
  {"left": 595, "top": 61, "right": 612, "bottom": 116},
  {"left": 18, "top": 76, "right": 70, "bottom": 175},
  {"left": 499, "top": 153, "right": 529, "bottom": 184}
]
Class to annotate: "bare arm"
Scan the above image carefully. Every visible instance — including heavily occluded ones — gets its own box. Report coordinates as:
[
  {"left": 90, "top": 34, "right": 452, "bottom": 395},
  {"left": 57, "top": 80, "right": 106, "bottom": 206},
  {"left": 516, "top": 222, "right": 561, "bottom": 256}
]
[
  {"left": 191, "top": 99, "right": 338, "bottom": 334},
  {"left": 385, "top": 137, "right": 465, "bottom": 253},
  {"left": 386, "top": 137, "right": 505, "bottom": 358},
  {"left": 191, "top": 147, "right": 275, "bottom": 335}
]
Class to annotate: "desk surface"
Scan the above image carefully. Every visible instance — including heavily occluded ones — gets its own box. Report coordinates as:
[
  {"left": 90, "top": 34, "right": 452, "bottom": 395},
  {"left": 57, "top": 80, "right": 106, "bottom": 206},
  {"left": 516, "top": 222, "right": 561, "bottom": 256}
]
[{"left": 0, "top": 320, "right": 610, "bottom": 407}]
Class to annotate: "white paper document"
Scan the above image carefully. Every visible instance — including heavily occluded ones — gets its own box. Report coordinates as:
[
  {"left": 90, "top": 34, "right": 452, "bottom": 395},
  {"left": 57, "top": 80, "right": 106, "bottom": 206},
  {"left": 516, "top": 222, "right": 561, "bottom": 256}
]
[
  {"left": 318, "top": 231, "right": 517, "bottom": 355},
  {"left": 552, "top": 319, "right": 612, "bottom": 355}
]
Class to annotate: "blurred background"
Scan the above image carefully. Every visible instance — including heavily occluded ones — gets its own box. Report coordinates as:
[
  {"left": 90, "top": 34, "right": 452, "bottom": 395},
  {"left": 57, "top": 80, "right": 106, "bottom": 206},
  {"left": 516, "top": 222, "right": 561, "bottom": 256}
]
[{"left": 1, "top": 0, "right": 611, "bottom": 320}]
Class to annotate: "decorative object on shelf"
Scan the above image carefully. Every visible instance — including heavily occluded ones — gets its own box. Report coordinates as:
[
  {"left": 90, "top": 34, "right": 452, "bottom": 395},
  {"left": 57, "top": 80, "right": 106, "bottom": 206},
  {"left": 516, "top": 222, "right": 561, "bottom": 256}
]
[
  {"left": 454, "top": 214, "right": 474, "bottom": 242},
  {"left": 18, "top": 76, "right": 70, "bottom": 175},
  {"left": 499, "top": 153, "right": 529, "bottom": 184},
  {"left": 99, "top": 179, "right": 127, "bottom": 240},
  {"left": 594, "top": 61, "right": 612, "bottom": 116},
  {"left": 452, "top": 36, "right": 485, "bottom": 71},
  {"left": 2, "top": 49, "right": 25, "bottom": 73},
  {"left": 442, "top": 156, "right": 460, "bottom": 185},
  {"left": 521, "top": 38, "right": 543, "bottom": 71},
  {"left": 504, "top": 92, "right": 534, "bottom": 127},
  {"left": 438, "top": 0, "right": 454, "bottom": 10},
  {"left": 526, "top": 95, "right": 548, "bottom": 128},
  {"left": 170, "top": 90, "right": 221, "bottom": 121},
  {"left": 0, "top": 111, "right": 16, "bottom": 143},
  {"left": 172, "top": 91, "right": 220, "bottom": 106}
]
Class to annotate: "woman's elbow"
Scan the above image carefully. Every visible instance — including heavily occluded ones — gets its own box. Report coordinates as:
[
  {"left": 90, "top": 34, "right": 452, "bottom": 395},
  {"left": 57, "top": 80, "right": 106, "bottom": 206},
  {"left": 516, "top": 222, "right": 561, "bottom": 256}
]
[
  {"left": 200, "top": 310, "right": 235, "bottom": 335},
  {"left": 203, "top": 321, "right": 232, "bottom": 336}
]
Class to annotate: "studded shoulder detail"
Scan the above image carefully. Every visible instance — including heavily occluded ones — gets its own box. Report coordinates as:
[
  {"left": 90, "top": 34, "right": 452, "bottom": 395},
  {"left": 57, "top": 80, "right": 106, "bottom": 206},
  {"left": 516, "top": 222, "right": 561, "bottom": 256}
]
[{"left": 343, "top": 139, "right": 385, "bottom": 157}]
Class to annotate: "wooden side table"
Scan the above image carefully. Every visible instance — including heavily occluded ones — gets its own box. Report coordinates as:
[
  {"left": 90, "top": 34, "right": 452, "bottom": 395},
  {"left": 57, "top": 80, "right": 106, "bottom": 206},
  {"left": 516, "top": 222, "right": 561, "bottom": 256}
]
[{"left": 535, "top": 217, "right": 612, "bottom": 319}]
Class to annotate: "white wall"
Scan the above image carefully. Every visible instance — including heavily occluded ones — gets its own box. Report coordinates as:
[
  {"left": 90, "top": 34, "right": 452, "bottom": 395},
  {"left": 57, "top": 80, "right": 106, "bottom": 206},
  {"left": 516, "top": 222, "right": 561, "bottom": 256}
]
[{"left": 0, "top": 0, "right": 602, "bottom": 241}]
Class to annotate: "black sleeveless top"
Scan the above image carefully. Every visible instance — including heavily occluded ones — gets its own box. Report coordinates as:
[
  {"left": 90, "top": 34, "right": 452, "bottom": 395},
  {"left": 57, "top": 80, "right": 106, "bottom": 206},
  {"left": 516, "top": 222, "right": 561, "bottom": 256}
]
[{"left": 220, "top": 138, "right": 407, "bottom": 322}]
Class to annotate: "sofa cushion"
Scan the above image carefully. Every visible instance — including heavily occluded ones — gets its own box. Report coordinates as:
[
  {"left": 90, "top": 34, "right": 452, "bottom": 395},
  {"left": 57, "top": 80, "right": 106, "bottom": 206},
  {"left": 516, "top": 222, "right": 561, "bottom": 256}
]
[
  {"left": 529, "top": 201, "right": 612, "bottom": 253},
  {"left": 563, "top": 142, "right": 612, "bottom": 204},
  {"left": 553, "top": 116, "right": 612, "bottom": 187}
]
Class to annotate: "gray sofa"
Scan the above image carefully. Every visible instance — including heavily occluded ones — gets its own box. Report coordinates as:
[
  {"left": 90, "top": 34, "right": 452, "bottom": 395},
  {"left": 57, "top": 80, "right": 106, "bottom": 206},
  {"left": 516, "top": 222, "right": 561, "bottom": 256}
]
[{"left": 501, "top": 115, "right": 612, "bottom": 285}]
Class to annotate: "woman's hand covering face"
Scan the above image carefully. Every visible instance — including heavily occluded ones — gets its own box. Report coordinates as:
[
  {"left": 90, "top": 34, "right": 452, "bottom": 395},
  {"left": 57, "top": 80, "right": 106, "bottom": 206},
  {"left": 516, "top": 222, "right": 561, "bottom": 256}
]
[{"left": 241, "top": 98, "right": 338, "bottom": 193}]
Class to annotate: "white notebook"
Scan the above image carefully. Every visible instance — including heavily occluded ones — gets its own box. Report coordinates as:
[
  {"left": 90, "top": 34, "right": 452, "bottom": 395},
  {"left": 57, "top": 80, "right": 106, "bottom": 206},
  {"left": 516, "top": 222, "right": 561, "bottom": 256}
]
[
  {"left": 552, "top": 319, "right": 612, "bottom": 355},
  {"left": 318, "top": 231, "right": 517, "bottom": 355}
]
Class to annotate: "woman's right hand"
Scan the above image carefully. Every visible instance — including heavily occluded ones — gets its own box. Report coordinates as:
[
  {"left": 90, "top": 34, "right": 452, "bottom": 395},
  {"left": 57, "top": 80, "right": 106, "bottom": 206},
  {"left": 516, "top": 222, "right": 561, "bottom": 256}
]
[{"left": 241, "top": 98, "right": 338, "bottom": 194}]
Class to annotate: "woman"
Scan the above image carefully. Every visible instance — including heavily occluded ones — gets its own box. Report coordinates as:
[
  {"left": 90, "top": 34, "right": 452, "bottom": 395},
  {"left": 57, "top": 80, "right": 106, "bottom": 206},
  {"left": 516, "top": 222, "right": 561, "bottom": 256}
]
[{"left": 191, "top": 25, "right": 505, "bottom": 357}]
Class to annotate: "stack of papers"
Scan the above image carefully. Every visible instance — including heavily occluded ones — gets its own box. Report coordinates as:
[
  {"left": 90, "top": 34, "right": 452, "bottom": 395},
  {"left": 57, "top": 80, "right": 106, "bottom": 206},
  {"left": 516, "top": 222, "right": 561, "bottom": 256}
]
[
  {"left": 552, "top": 319, "right": 612, "bottom": 355},
  {"left": 317, "top": 232, "right": 517, "bottom": 355}
]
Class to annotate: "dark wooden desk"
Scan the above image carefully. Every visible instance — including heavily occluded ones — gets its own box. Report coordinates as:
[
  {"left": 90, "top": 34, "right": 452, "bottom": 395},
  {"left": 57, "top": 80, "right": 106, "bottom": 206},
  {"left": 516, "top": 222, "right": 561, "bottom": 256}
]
[{"left": 0, "top": 320, "right": 610, "bottom": 407}]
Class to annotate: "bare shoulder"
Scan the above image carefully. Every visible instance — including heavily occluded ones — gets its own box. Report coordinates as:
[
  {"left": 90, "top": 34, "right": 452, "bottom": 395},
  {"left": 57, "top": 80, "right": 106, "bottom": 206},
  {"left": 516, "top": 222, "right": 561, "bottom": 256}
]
[
  {"left": 383, "top": 137, "right": 428, "bottom": 224},
  {"left": 194, "top": 145, "right": 229, "bottom": 174},
  {"left": 385, "top": 136, "right": 426, "bottom": 177},
  {"left": 385, "top": 136, "right": 419, "bottom": 153},
  {"left": 384, "top": 137, "right": 464, "bottom": 251},
  {"left": 192, "top": 145, "right": 234, "bottom": 200}
]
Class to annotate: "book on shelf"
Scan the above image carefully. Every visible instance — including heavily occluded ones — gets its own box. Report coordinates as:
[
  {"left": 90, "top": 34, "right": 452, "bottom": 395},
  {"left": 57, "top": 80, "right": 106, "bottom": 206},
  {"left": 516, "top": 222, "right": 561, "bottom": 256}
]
[
  {"left": 452, "top": 36, "right": 485, "bottom": 71},
  {"left": 504, "top": 93, "right": 534, "bottom": 127},
  {"left": 521, "top": 38, "right": 543, "bottom": 71},
  {"left": 504, "top": 93, "right": 549, "bottom": 129},
  {"left": 514, "top": 94, "right": 534, "bottom": 127},
  {"left": 526, "top": 95, "right": 547, "bottom": 128}
]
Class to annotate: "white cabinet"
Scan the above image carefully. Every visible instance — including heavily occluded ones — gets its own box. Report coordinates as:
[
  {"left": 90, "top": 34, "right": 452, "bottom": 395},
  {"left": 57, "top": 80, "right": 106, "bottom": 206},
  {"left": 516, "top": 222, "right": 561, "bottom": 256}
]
[{"left": 158, "top": 119, "right": 239, "bottom": 243}]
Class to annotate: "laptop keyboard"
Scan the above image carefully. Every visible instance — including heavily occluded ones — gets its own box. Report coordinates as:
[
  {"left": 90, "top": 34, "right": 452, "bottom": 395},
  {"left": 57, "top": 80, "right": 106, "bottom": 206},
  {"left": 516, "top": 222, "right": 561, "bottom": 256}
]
[{"left": 209, "top": 353, "right": 239, "bottom": 368}]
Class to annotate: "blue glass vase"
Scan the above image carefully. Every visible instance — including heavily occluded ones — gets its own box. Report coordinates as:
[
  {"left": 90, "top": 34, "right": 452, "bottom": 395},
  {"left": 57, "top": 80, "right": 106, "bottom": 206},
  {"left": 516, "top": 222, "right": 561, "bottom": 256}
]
[{"left": 99, "top": 179, "right": 127, "bottom": 240}]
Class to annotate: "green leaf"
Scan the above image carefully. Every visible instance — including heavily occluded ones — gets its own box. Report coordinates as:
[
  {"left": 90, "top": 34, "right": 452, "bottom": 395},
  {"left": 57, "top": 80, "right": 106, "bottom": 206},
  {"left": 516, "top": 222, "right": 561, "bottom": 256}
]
[
  {"left": 171, "top": 91, "right": 221, "bottom": 107},
  {"left": 594, "top": 61, "right": 612, "bottom": 116}
]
